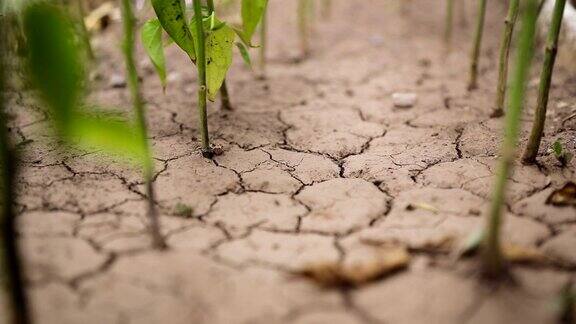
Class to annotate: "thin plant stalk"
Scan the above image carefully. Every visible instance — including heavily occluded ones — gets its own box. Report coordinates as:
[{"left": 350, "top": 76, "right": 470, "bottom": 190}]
[
  {"left": 445, "top": 0, "right": 455, "bottom": 47},
  {"left": 481, "top": 0, "right": 539, "bottom": 278},
  {"left": 76, "top": 0, "right": 94, "bottom": 60},
  {"left": 120, "top": 0, "right": 166, "bottom": 249},
  {"left": 468, "top": 0, "right": 487, "bottom": 90},
  {"left": 298, "top": 0, "right": 311, "bottom": 58},
  {"left": 321, "top": 0, "right": 331, "bottom": 19},
  {"left": 193, "top": 0, "right": 211, "bottom": 157},
  {"left": 206, "top": 0, "right": 233, "bottom": 110},
  {"left": 259, "top": 4, "right": 267, "bottom": 77},
  {"left": 459, "top": 0, "right": 468, "bottom": 28},
  {"left": 522, "top": 0, "right": 567, "bottom": 164},
  {"left": 493, "top": 0, "right": 520, "bottom": 118},
  {"left": 0, "top": 19, "right": 31, "bottom": 324}
]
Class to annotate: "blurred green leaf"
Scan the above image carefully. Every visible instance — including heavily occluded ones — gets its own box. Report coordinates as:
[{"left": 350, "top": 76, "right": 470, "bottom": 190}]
[
  {"left": 24, "top": 2, "right": 83, "bottom": 133},
  {"left": 151, "top": 0, "right": 196, "bottom": 60},
  {"left": 190, "top": 16, "right": 234, "bottom": 101},
  {"left": 141, "top": 18, "right": 167, "bottom": 90},
  {"left": 72, "top": 114, "right": 145, "bottom": 162},
  {"left": 239, "top": 0, "right": 267, "bottom": 46}
]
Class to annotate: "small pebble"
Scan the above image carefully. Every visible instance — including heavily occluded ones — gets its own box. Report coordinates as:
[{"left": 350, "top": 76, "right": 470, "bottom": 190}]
[
  {"left": 109, "top": 74, "right": 126, "bottom": 88},
  {"left": 392, "top": 92, "right": 417, "bottom": 108},
  {"left": 167, "top": 72, "right": 181, "bottom": 83}
]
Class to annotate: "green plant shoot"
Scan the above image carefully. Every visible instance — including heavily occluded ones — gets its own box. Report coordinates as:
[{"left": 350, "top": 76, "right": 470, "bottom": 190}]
[
  {"left": 468, "top": 0, "right": 487, "bottom": 90},
  {"left": 552, "top": 140, "right": 574, "bottom": 167},
  {"left": 298, "top": 0, "right": 313, "bottom": 58},
  {"left": 120, "top": 0, "right": 166, "bottom": 249},
  {"left": 24, "top": 2, "right": 165, "bottom": 249},
  {"left": 522, "top": 0, "right": 567, "bottom": 164},
  {"left": 145, "top": 0, "right": 267, "bottom": 157},
  {"left": 481, "top": 0, "right": 539, "bottom": 279},
  {"left": 445, "top": 0, "right": 455, "bottom": 46},
  {"left": 493, "top": 0, "right": 520, "bottom": 118}
]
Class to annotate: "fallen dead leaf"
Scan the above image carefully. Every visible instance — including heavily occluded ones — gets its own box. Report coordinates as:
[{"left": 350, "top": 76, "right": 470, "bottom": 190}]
[
  {"left": 298, "top": 245, "right": 410, "bottom": 287},
  {"left": 502, "top": 244, "right": 548, "bottom": 264},
  {"left": 546, "top": 182, "right": 576, "bottom": 207},
  {"left": 85, "top": 2, "right": 118, "bottom": 33}
]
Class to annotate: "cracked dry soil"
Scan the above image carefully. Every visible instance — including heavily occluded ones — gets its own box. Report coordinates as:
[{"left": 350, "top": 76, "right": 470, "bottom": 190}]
[{"left": 3, "top": 0, "right": 576, "bottom": 323}]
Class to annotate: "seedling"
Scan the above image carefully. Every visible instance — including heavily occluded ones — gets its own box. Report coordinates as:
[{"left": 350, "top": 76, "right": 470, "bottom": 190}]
[
  {"left": 445, "top": 0, "right": 455, "bottom": 47},
  {"left": 523, "top": 0, "right": 568, "bottom": 164},
  {"left": 24, "top": 2, "right": 166, "bottom": 249},
  {"left": 144, "top": 0, "right": 267, "bottom": 157},
  {"left": 173, "top": 202, "right": 194, "bottom": 218},
  {"left": 298, "top": 0, "right": 313, "bottom": 58},
  {"left": 120, "top": 0, "right": 166, "bottom": 249},
  {"left": 468, "top": 0, "right": 487, "bottom": 90},
  {"left": 74, "top": 0, "right": 94, "bottom": 61},
  {"left": 481, "top": 0, "right": 539, "bottom": 279},
  {"left": 551, "top": 139, "right": 574, "bottom": 167},
  {"left": 259, "top": 1, "right": 268, "bottom": 76},
  {"left": 492, "top": 0, "right": 520, "bottom": 118},
  {"left": 0, "top": 16, "right": 31, "bottom": 324}
]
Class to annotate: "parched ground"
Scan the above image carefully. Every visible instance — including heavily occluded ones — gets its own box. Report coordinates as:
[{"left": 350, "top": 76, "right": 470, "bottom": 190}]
[{"left": 4, "top": 0, "right": 576, "bottom": 323}]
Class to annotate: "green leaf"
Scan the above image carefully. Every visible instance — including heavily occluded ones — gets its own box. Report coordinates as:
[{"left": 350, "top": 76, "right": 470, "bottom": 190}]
[
  {"left": 240, "top": 0, "right": 268, "bottom": 46},
  {"left": 552, "top": 140, "right": 563, "bottom": 157},
  {"left": 236, "top": 42, "right": 252, "bottom": 68},
  {"left": 72, "top": 114, "right": 145, "bottom": 162},
  {"left": 141, "top": 18, "right": 167, "bottom": 90},
  {"left": 151, "top": 0, "right": 196, "bottom": 60},
  {"left": 190, "top": 16, "right": 235, "bottom": 101},
  {"left": 23, "top": 2, "right": 83, "bottom": 134}
]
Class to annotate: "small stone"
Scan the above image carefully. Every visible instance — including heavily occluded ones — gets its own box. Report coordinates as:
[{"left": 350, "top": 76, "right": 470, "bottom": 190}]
[
  {"left": 392, "top": 93, "right": 417, "bottom": 108},
  {"left": 212, "top": 146, "right": 224, "bottom": 156},
  {"left": 109, "top": 74, "right": 126, "bottom": 88},
  {"left": 167, "top": 72, "right": 181, "bottom": 83}
]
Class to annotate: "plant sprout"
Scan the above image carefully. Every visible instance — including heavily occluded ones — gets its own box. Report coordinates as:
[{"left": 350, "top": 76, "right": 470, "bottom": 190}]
[
  {"left": 551, "top": 139, "right": 574, "bottom": 167},
  {"left": 481, "top": 0, "right": 539, "bottom": 278},
  {"left": 75, "top": 0, "right": 94, "bottom": 61},
  {"left": 298, "top": 0, "right": 313, "bottom": 58},
  {"left": 492, "top": 0, "right": 520, "bottom": 118},
  {"left": 144, "top": 0, "right": 267, "bottom": 157},
  {"left": 445, "top": 0, "right": 455, "bottom": 47},
  {"left": 259, "top": 1, "right": 268, "bottom": 77},
  {"left": 24, "top": 2, "right": 166, "bottom": 250},
  {"left": 0, "top": 17, "right": 31, "bottom": 324},
  {"left": 120, "top": 0, "right": 166, "bottom": 249},
  {"left": 523, "top": 0, "right": 567, "bottom": 164},
  {"left": 468, "top": 0, "right": 487, "bottom": 90}
]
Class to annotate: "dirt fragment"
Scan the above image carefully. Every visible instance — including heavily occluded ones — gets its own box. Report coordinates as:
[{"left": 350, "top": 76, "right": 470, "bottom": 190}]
[
  {"left": 298, "top": 245, "right": 410, "bottom": 287},
  {"left": 546, "top": 182, "right": 576, "bottom": 207}
]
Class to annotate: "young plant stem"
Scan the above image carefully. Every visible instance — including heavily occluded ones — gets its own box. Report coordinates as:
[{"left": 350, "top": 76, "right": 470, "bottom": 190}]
[
  {"left": 459, "top": 0, "right": 468, "bottom": 28},
  {"left": 321, "top": 0, "right": 332, "bottom": 19},
  {"left": 76, "top": 0, "right": 95, "bottom": 60},
  {"left": 493, "top": 0, "right": 520, "bottom": 118},
  {"left": 522, "top": 0, "right": 567, "bottom": 164},
  {"left": 0, "top": 20, "right": 31, "bottom": 324},
  {"left": 468, "top": 0, "right": 487, "bottom": 90},
  {"left": 481, "top": 0, "right": 539, "bottom": 279},
  {"left": 445, "top": 0, "right": 455, "bottom": 47},
  {"left": 259, "top": 5, "right": 267, "bottom": 77},
  {"left": 120, "top": 0, "right": 166, "bottom": 250},
  {"left": 206, "top": 0, "right": 233, "bottom": 111},
  {"left": 298, "top": 0, "right": 311, "bottom": 58},
  {"left": 193, "top": 0, "right": 211, "bottom": 157}
]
